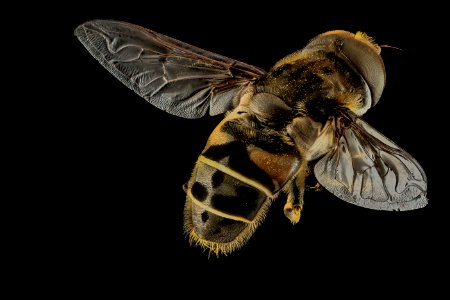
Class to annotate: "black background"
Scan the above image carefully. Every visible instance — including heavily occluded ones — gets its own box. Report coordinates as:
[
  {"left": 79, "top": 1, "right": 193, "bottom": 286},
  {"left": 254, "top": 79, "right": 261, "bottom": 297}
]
[{"left": 32, "top": 1, "right": 444, "bottom": 293}]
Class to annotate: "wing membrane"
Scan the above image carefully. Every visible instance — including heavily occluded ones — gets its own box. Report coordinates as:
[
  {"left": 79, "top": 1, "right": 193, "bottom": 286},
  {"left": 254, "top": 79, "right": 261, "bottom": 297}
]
[
  {"left": 314, "top": 116, "right": 427, "bottom": 211},
  {"left": 75, "top": 20, "right": 266, "bottom": 118}
]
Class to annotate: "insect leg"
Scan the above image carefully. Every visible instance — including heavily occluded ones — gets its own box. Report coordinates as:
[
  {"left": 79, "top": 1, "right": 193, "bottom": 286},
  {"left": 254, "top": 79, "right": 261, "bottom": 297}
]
[
  {"left": 284, "top": 116, "right": 328, "bottom": 223},
  {"left": 284, "top": 163, "right": 307, "bottom": 224}
]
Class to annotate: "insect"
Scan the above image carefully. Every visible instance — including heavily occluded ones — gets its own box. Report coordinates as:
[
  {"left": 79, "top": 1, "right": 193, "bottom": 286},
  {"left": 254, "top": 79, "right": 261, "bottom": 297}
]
[{"left": 75, "top": 20, "right": 428, "bottom": 255}]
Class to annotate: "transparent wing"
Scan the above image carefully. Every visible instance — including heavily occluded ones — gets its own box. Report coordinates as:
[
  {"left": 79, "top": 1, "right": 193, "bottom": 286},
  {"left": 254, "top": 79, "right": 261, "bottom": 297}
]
[
  {"left": 75, "top": 20, "right": 266, "bottom": 118},
  {"left": 314, "top": 115, "right": 428, "bottom": 211}
]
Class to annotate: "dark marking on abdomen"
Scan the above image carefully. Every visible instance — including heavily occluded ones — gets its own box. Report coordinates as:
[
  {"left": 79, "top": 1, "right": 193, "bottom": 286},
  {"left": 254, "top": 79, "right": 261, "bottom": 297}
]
[
  {"left": 191, "top": 182, "right": 208, "bottom": 202},
  {"left": 202, "top": 141, "right": 275, "bottom": 192}
]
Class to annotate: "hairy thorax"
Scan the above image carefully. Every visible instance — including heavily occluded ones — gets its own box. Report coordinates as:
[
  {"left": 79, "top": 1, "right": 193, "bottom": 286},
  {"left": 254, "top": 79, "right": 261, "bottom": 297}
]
[{"left": 254, "top": 51, "right": 368, "bottom": 122}]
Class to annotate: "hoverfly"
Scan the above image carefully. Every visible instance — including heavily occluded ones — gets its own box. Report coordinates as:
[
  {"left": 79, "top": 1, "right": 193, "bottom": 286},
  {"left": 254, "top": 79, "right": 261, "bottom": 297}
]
[{"left": 75, "top": 20, "right": 427, "bottom": 255}]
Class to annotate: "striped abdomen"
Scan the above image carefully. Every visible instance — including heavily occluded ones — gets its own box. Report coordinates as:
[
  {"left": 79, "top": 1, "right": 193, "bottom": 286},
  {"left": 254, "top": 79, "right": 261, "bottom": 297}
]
[{"left": 183, "top": 112, "right": 300, "bottom": 255}]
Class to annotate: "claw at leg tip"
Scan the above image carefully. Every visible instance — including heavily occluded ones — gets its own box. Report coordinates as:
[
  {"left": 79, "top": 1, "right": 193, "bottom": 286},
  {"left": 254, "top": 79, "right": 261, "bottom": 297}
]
[{"left": 284, "top": 202, "right": 302, "bottom": 224}]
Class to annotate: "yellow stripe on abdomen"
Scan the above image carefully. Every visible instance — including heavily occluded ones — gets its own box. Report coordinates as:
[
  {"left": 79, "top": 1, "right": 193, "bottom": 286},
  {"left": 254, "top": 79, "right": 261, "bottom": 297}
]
[
  {"left": 198, "top": 155, "right": 274, "bottom": 197},
  {"left": 188, "top": 189, "right": 252, "bottom": 223}
]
